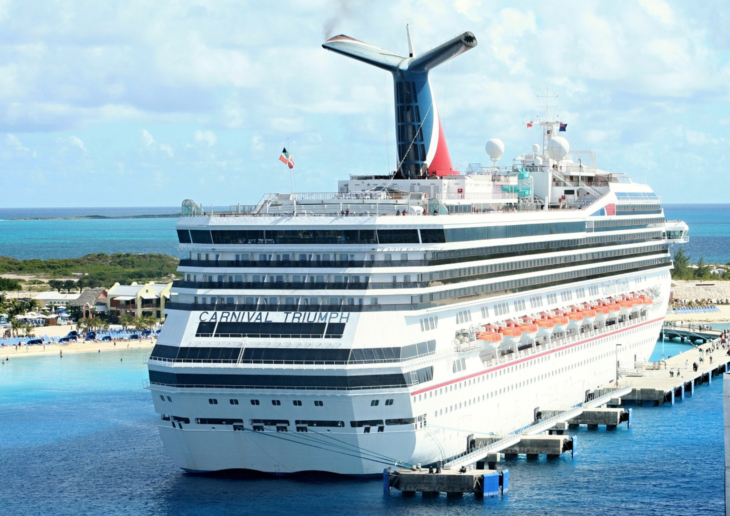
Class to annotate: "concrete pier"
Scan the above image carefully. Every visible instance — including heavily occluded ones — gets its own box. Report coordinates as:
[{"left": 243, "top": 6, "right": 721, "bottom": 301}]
[
  {"left": 385, "top": 468, "right": 508, "bottom": 498},
  {"left": 539, "top": 408, "right": 631, "bottom": 430},
  {"left": 474, "top": 435, "right": 575, "bottom": 458},
  {"left": 724, "top": 373, "right": 730, "bottom": 516},
  {"left": 660, "top": 325, "right": 721, "bottom": 344},
  {"left": 595, "top": 342, "right": 730, "bottom": 406}
]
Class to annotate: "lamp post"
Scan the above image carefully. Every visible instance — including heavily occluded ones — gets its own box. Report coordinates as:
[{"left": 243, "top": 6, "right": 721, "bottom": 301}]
[{"left": 615, "top": 343, "right": 623, "bottom": 386}]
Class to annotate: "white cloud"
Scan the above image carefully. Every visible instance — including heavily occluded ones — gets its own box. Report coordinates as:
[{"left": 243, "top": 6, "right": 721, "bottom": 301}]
[
  {"left": 141, "top": 129, "right": 155, "bottom": 147},
  {"left": 6, "top": 133, "right": 28, "bottom": 153},
  {"left": 159, "top": 143, "right": 174, "bottom": 157},
  {"left": 68, "top": 135, "right": 87, "bottom": 153},
  {"left": 194, "top": 130, "right": 217, "bottom": 147},
  {"left": 639, "top": 0, "right": 675, "bottom": 28}
]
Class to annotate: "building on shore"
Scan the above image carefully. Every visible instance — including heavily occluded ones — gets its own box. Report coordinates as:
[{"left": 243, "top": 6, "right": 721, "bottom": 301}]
[
  {"left": 67, "top": 288, "right": 107, "bottom": 318},
  {"left": 32, "top": 291, "right": 81, "bottom": 309},
  {"left": 106, "top": 282, "right": 171, "bottom": 319}
]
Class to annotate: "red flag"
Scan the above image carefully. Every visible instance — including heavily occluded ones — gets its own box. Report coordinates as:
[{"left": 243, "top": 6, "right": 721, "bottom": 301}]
[
  {"left": 279, "top": 148, "right": 294, "bottom": 169},
  {"left": 526, "top": 122, "right": 533, "bottom": 128}
]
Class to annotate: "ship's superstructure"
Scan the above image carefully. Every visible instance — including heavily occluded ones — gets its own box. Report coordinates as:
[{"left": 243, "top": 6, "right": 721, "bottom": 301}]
[{"left": 147, "top": 30, "right": 688, "bottom": 475}]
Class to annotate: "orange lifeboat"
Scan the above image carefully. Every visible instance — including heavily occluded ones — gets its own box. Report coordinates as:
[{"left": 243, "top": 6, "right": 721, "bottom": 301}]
[
  {"left": 550, "top": 315, "right": 569, "bottom": 332},
  {"left": 580, "top": 308, "right": 597, "bottom": 325},
  {"left": 605, "top": 303, "right": 621, "bottom": 317},
  {"left": 498, "top": 325, "right": 522, "bottom": 345},
  {"left": 535, "top": 317, "right": 555, "bottom": 336},
  {"left": 592, "top": 304, "right": 610, "bottom": 321},
  {"left": 518, "top": 323, "right": 538, "bottom": 342},
  {"left": 640, "top": 295, "right": 654, "bottom": 306},
  {"left": 477, "top": 331, "right": 503, "bottom": 349},
  {"left": 567, "top": 311, "right": 584, "bottom": 328},
  {"left": 618, "top": 300, "right": 633, "bottom": 315},
  {"left": 629, "top": 297, "right": 643, "bottom": 312}
]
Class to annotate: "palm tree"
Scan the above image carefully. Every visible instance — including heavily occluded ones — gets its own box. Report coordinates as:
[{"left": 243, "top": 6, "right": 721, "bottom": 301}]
[{"left": 119, "top": 312, "right": 134, "bottom": 332}]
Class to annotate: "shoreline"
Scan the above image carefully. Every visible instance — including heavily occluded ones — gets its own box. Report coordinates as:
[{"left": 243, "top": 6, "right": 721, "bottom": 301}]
[{"left": 1, "top": 339, "right": 155, "bottom": 360}]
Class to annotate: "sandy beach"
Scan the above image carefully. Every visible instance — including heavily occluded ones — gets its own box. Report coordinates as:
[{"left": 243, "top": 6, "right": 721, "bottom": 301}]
[{"left": 1, "top": 322, "right": 155, "bottom": 360}]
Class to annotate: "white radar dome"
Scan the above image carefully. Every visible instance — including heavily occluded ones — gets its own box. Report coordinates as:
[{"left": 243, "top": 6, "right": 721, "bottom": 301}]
[
  {"left": 547, "top": 136, "right": 570, "bottom": 160},
  {"left": 485, "top": 139, "right": 505, "bottom": 161},
  {"left": 533, "top": 156, "right": 543, "bottom": 166},
  {"left": 532, "top": 143, "right": 540, "bottom": 154}
]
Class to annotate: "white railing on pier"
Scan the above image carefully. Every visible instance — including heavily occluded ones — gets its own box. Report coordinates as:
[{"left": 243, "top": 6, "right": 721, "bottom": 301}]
[{"left": 445, "top": 386, "right": 632, "bottom": 469}]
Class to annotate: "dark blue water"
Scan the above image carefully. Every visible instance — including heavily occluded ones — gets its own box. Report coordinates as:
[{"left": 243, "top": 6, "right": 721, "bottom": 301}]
[
  {"left": 0, "top": 343, "right": 723, "bottom": 515},
  {"left": 664, "top": 204, "right": 730, "bottom": 264}
]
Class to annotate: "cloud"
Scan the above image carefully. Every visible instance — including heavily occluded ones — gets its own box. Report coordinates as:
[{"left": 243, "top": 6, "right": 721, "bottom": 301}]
[
  {"left": 141, "top": 129, "right": 155, "bottom": 147},
  {"left": 194, "top": 130, "right": 217, "bottom": 147},
  {"left": 6, "top": 133, "right": 29, "bottom": 153},
  {"left": 68, "top": 135, "right": 87, "bottom": 153},
  {"left": 159, "top": 143, "right": 174, "bottom": 157},
  {"left": 639, "top": 0, "right": 675, "bottom": 27}
]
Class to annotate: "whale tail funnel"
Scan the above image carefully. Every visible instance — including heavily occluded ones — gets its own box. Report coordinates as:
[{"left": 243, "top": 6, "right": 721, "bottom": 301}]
[{"left": 323, "top": 30, "right": 477, "bottom": 178}]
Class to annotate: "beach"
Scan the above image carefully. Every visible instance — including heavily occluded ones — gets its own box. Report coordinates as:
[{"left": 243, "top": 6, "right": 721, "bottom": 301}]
[{"left": 1, "top": 322, "right": 155, "bottom": 360}]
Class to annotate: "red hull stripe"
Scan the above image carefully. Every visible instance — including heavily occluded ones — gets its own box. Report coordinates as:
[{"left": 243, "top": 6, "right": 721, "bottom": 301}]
[{"left": 411, "top": 316, "right": 664, "bottom": 396}]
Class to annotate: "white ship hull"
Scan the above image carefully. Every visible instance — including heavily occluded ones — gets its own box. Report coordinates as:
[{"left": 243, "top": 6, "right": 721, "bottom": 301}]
[{"left": 150, "top": 270, "right": 669, "bottom": 475}]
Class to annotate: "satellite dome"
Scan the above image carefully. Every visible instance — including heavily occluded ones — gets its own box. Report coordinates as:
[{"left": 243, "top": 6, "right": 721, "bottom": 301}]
[
  {"left": 533, "top": 156, "right": 543, "bottom": 166},
  {"left": 532, "top": 143, "right": 540, "bottom": 154},
  {"left": 485, "top": 139, "right": 505, "bottom": 161},
  {"left": 547, "top": 137, "right": 570, "bottom": 160}
]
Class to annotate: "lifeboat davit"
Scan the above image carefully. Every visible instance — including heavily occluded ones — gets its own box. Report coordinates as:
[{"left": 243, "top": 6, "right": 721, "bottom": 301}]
[
  {"left": 592, "top": 304, "right": 610, "bottom": 322},
  {"left": 566, "top": 311, "right": 584, "bottom": 329},
  {"left": 519, "top": 323, "right": 538, "bottom": 343},
  {"left": 551, "top": 315, "right": 569, "bottom": 332},
  {"left": 535, "top": 317, "right": 555, "bottom": 336}
]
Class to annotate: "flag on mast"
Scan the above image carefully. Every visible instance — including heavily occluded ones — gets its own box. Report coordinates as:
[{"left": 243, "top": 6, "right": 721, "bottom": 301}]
[
  {"left": 526, "top": 121, "right": 533, "bottom": 128},
  {"left": 279, "top": 148, "right": 294, "bottom": 169}
]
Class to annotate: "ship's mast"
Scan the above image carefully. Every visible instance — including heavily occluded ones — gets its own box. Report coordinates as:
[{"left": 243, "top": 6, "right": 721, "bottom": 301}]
[{"left": 535, "top": 87, "right": 559, "bottom": 158}]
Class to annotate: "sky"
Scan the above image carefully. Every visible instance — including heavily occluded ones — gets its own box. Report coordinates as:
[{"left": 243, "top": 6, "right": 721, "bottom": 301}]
[{"left": 1, "top": 0, "right": 729, "bottom": 207}]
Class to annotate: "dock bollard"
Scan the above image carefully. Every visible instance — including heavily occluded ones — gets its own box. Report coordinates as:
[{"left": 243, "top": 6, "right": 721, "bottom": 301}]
[{"left": 382, "top": 469, "right": 390, "bottom": 495}]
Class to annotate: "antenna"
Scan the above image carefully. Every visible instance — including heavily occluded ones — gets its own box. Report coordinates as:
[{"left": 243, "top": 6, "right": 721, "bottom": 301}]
[
  {"left": 406, "top": 24, "right": 415, "bottom": 58},
  {"left": 537, "top": 86, "right": 559, "bottom": 120}
]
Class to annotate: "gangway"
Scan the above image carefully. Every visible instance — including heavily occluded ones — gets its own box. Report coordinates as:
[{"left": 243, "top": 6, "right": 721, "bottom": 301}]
[{"left": 444, "top": 386, "right": 631, "bottom": 469}]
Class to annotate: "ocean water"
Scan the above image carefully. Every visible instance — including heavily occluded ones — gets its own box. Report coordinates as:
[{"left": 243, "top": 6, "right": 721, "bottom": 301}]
[
  {"left": 0, "top": 342, "right": 724, "bottom": 516},
  {"left": 0, "top": 207, "right": 181, "bottom": 260},
  {"left": 0, "top": 203, "right": 724, "bottom": 262}
]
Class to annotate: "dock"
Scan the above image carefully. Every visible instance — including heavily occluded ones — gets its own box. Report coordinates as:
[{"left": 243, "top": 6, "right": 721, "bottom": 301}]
[
  {"left": 596, "top": 341, "right": 730, "bottom": 405},
  {"left": 660, "top": 324, "right": 722, "bottom": 344},
  {"left": 385, "top": 337, "right": 730, "bottom": 499}
]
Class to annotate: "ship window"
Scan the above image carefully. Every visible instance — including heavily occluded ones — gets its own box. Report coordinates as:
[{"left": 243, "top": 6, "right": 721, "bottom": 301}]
[
  {"left": 230, "top": 399, "right": 239, "bottom": 405},
  {"left": 176, "top": 229, "right": 192, "bottom": 244},
  {"left": 159, "top": 395, "right": 164, "bottom": 401},
  {"left": 272, "top": 400, "right": 281, "bottom": 406},
  {"left": 385, "top": 399, "right": 394, "bottom": 406},
  {"left": 250, "top": 399, "right": 260, "bottom": 406},
  {"left": 314, "top": 400, "right": 324, "bottom": 407},
  {"left": 370, "top": 400, "right": 379, "bottom": 406},
  {"left": 167, "top": 396, "right": 172, "bottom": 402},
  {"left": 293, "top": 400, "right": 302, "bottom": 406},
  {"left": 208, "top": 399, "right": 218, "bottom": 405}
]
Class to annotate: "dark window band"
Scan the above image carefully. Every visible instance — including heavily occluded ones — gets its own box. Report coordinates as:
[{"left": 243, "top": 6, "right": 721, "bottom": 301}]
[
  {"left": 194, "top": 322, "right": 345, "bottom": 339},
  {"left": 149, "top": 340, "right": 436, "bottom": 365},
  {"left": 177, "top": 219, "right": 664, "bottom": 246},
  {"left": 148, "top": 366, "right": 434, "bottom": 390}
]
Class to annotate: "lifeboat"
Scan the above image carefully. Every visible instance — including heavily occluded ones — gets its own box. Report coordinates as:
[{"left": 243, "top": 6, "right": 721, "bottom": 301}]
[
  {"left": 629, "top": 296, "right": 643, "bottom": 312},
  {"left": 618, "top": 300, "right": 633, "bottom": 315},
  {"left": 580, "top": 308, "right": 597, "bottom": 326},
  {"left": 640, "top": 295, "right": 654, "bottom": 307},
  {"left": 605, "top": 302, "right": 621, "bottom": 318},
  {"left": 518, "top": 323, "right": 538, "bottom": 343},
  {"left": 566, "top": 311, "right": 584, "bottom": 329},
  {"left": 498, "top": 326, "right": 522, "bottom": 346},
  {"left": 550, "top": 315, "right": 569, "bottom": 332},
  {"left": 592, "top": 304, "right": 610, "bottom": 322},
  {"left": 477, "top": 331, "right": 502, "bottom": 349},
  {"left": 535, "top": 317, "right": 555, "bottom": 336}
]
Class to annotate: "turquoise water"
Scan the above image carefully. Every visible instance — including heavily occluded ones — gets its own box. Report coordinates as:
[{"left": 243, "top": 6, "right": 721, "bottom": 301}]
[{"left": 0, "top": 342, "right": 724, "bottom": 515}]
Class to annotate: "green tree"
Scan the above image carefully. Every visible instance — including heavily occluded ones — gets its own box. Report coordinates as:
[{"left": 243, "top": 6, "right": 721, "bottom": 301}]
[
  {"left": 48, "top": 279, "right": 64, "bottom": 292},
  {"left": 695, "top": 257, "right": 711, "bottom": 280},
  {"left": 0, "top": 277, "right": 22, "bottom": 292},
  {"left": 672, "top": 248, "right": 690, "bottom": 279},
  {"left": 62, "top": 280, "right": 77, "bottom": 293},
  {"left": 119, "top": 312, "right": 134, "bottom": 331}
]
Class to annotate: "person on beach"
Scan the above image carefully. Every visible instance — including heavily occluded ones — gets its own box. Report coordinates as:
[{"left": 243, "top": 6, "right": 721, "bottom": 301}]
[{"left": 685, "top": 360, "right": 689, "bottom": 370}]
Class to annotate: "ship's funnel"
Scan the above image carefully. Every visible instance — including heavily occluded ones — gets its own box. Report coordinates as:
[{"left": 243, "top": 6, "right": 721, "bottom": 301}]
[{"left": 323, "top": 30, "right": 477, "bottom": 178}]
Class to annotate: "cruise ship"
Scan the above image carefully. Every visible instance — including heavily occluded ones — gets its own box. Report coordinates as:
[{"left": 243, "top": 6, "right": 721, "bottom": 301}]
[{"left": 146, "top": 30, "right": 689, "bottom": 475}]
